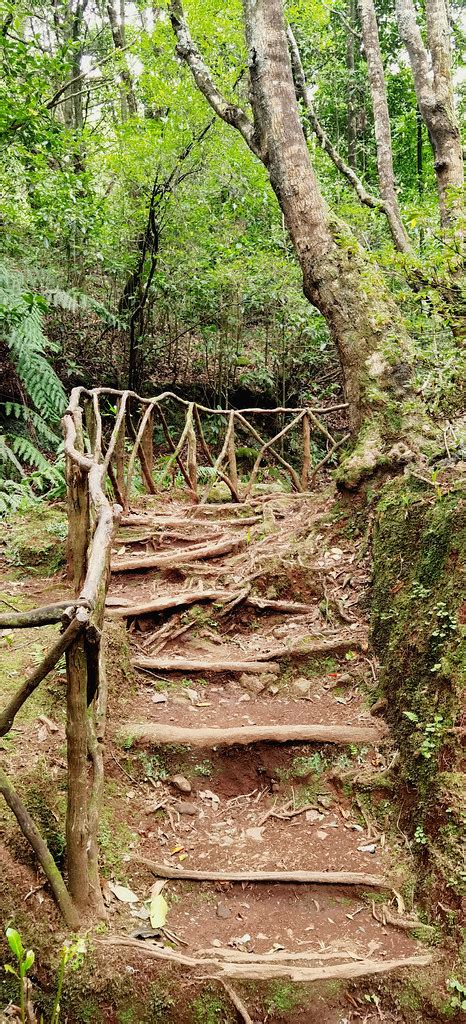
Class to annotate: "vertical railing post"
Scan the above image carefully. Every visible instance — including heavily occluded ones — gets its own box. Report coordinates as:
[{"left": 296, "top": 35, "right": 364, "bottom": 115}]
[
  {"left": 186, "top": 403, "right": 198, "bottom": 499},
  {"left": 65, "top": 605, "right": 91, "bottom": 913},
  {"left": 66, "top": 408, "right": 89, "bottom": 593},
  {"left": 227, "top": 411, "right": 239, "bottom": 495},
  {"left": 301, "top": 412, "right": 311, "bottom": 490},
  {"left": 140, "top": 406, "right": 155, "bottom": 493},
  {"left": 115, "top": 397, "right": 126, "bottom": 499}
]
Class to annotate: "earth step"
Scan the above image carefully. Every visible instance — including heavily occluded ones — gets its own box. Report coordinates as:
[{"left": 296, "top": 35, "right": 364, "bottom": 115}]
[
  {"left": 112, "top": 535, "right": 243, "bottom": 572},
  {"left": 107, "top": 592, "right": 318, "bottom": 618},
  {"left": 122, "top": 722, "right": 385, "bottom": 747},
  {"left": 102, "top": 938, "right": 432, "bottom": 982},
  {"left": 133, "top": 656, "right": 280, "bottom": 674},
  {"left": 119, "top": 514, "right": 262, "bottom": 528},
  {"left": 134, "top": 858, "right": 387, "bottom": 887},
  {"left": 131, "top": 630, "right": 368, "bottom": 675}
]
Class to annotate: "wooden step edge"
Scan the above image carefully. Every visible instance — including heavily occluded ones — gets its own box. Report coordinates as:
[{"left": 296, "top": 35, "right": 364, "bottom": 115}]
[
  {"left": 133, "top": 857, "right": 388, "bottom": 888},
  {"left": 121, "top": 722, "right": 386, "bottom": 748},
  {"left": 132, "top": 657, "right": 280, "bottom": 675}
]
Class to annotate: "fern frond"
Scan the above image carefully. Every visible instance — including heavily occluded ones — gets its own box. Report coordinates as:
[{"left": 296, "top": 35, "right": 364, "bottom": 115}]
[
  {"left": 8, "top": 435, "right": 62, "bottom": 482},
  {"left": 7, "top": 308, "right": 66, "bottom": 420},
  {"left": 2, "top": 402, "right": 61, "bottom": 446},
  {"left": 0, "top": 436, "right": 26, "bottom": 477}
]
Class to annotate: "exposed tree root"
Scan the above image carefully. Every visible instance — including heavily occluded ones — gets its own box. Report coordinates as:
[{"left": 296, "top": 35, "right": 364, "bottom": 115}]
[
  {"left": 100, "top": 937, "right": 432, "bottom": 981},
  {"left": 220, "top": 981, "right": 254, "bottom": 1024},
  {"left": 107, "top": 592, "right": 319, "bottom": 618},
  {"left": 134, "top": 858, "right": 386, "bottom": 887},
  {"left": 106, "top": 589, "right": 230, "bottom": 618},
  {"left": 123, "top": 722, "right": 384, "bottom": 747},
  {"left": 112, "top": 536, "right": 243, "bottom": 572}
]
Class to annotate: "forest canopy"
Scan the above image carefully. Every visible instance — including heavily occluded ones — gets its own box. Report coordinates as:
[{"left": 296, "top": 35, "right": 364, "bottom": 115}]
[{"left": 0, "top": 0, "right": 464, "bottom": 504}]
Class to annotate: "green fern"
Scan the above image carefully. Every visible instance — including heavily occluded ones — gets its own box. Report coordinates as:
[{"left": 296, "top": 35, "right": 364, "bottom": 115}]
[
  {"left": 8, "top": 435, "right": 62, "bottom": 482},
  {"left": 2, "top": 402, "right": 61, "bottom": 446},
  {"left": 0, "top": 435, "right": 26, "bottom": 477},
  {"left": 0, "top": 263, "right": 67, "bottom": 502}
]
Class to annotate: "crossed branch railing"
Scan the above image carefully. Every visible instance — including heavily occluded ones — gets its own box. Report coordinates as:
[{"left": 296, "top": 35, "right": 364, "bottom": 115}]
[{"left": 0, "top": 387, "right": 348, "bottom": 925}]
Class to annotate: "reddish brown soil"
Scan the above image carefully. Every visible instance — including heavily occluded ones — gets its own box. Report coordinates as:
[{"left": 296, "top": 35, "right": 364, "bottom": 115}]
[{"left": 1, "top": 491, "right": 437, "bottom": 1023}]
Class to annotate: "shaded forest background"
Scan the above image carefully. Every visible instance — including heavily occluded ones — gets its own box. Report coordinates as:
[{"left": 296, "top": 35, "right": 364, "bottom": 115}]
[{"left": 0, "top": 0, "right": 464, "bottom": 510}]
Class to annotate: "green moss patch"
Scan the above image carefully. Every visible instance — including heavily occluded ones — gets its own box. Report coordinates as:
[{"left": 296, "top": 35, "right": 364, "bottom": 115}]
[
  {"left": 372, "top": 476, "right": 465, "bottom": 900},
  {"left": 3, "top": 505, "right": 67, "bottom": 575}
]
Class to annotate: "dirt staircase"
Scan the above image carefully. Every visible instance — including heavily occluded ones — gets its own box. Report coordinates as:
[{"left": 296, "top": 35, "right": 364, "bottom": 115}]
[{"left": 102, "top": 489, "right": 433, "bottom": 1015}]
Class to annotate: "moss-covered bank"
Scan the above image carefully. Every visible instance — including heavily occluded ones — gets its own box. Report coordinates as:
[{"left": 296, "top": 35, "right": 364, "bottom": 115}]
[{"left": 372, "top": 475, "right": 465, "bottom": 907}]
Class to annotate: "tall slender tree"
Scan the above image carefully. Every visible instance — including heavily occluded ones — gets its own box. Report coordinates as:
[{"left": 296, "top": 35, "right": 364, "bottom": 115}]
[
  {"left": 396, "top": 0, "right": 464, "bottom": 227},
  {"left": 357, "top": 0, "right": 410, "bottom": 252}
]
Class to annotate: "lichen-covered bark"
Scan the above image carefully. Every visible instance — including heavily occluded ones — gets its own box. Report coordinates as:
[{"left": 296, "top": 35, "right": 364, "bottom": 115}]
[
  {"left": 243, "top": 0, "right": 429, "bottom": 481},
  {"left": 396, "top": 0, "right": 464, "bottom": 227},
  {"left": 357, "top": 0, "right": 410, "bottom": 252},
  {"left": 170, "top": 0, "right": 436, "bottom": 486}
]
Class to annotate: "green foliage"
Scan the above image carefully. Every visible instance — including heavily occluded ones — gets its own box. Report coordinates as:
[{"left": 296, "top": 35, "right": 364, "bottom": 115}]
[
  {"left": 0, "top": 264, "right": 66, "bottom": 508},
  {"left": 372, "top": 477, "right": 465, "bottom": 895},
  {"left": 446, "top": 978, "right": 466, "bottom": 1013},
  {"left": 4, "top": 927, "right": 85, "bottom": 1024}
]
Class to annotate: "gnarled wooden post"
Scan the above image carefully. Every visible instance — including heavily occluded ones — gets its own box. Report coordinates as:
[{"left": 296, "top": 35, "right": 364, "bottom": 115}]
[
  {"left": 66, "top": 408, "right": 90, "bottom": 593},
  {"left": 301, "top": 413, "right": 311, "bottom": 489},
  {"left": 140, "top": 406, "right": 156, "bottom": 494},
  {"left": 186, "top": 402, "right": 198, "bottom": 498},
  {"left": 115, "top": 397, "right": 126, "bottom": 498},
  {"left": 227, "top": 411, "right": 239, "bottom": 496},
  {"left": 65, "top": 606, "right": 91, "bottom": 912}
]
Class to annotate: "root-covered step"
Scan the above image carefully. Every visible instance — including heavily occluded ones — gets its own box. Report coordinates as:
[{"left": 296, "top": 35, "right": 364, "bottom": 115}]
[{"left": 101, "top": 491, "right": 432, "bottom": 997}]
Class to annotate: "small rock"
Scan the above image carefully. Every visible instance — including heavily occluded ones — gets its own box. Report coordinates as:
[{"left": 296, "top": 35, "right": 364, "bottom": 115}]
[
  {"left": 173, "top": 801, "right": 197, "bottom": 816},
  {"left": 291, "top": 677, "right": 310, "bottom": 697},
  {"left": 171, "top": 774, "right": 192, "bottom": 795},
  {"left": 245, "top": 826, "right": 264, "bottom": 842},
  {"left": 316, "top": 830, "right": 328, "bottom": 840},
  {"left": 305, "top": 809, "right": 323, "bottom": 823},
  {"left": 261, "top": 672, "right": 279, "bottom": 684},
  {"left": 239, "top": 673, "right": 265, "bottom": 695},
  {"left": 216, "top": 902, "right": 231, "bottom": 920},
  {"left": 357, "top": 843, "right": 377, "bottom": 854},
  {"left": 336, "top": 673, "right": 353, "bottom": 686},
  {"left": 317, "top": 794, "right": 334, "bottom": 809},
  {"left": 151, "top": 692, "right": 168, "bottom": 704}
]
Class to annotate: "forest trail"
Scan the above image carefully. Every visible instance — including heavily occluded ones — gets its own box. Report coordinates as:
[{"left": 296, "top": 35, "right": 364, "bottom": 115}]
[{"left": 97, "top": 487, "right": 434, "bottom": 1014}]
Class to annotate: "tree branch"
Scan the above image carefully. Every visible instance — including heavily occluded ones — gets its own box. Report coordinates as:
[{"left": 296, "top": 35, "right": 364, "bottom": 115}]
[
  {"left": 169, "top": 0, "right": 261, "bottom": 158},
  {"left": 45, "top": 36, "right": 140, "bottom": 110},
  {"left": 287, "top": 27, "right": 385, "bottom": 214}
]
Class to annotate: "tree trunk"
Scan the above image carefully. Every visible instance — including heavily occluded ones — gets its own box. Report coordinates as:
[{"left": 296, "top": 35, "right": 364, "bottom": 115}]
[
  {"left": 107, "top": 0, "right": 138, "bottom": 118},
  {"left": 357, "top": 0, "right": 410, "bottom": 252},
  {"left": 346, "top": 0, "right": 357, "bottom": 170},
  {"left": 242, "top": 0, "right": 425, "bottom": 481},
  {"left": 170, "top": 0, "right": 433, "bottom": 486},
  {"left": 395, "top": 0, "right": 463, "bottom": 228}
]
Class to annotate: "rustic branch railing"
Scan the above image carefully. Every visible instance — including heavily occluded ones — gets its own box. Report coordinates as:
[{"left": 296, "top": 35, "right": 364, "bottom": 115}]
[{"left": 0, "top": 387, "right": 348, "bottom": 926}]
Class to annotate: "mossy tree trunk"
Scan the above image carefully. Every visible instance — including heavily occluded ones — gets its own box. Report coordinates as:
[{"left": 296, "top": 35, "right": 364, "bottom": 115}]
[{"left": 170, "top": 0, "right": 434, "bottom": 487}]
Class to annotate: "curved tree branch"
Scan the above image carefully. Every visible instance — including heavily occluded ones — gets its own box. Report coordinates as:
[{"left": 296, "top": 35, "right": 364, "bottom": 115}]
[
  {"left": 169, "top": 0, "right": 262, "bottom": 159},
  {"left": 286, "top": 27, "right": 386, "bottom": 218}
]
